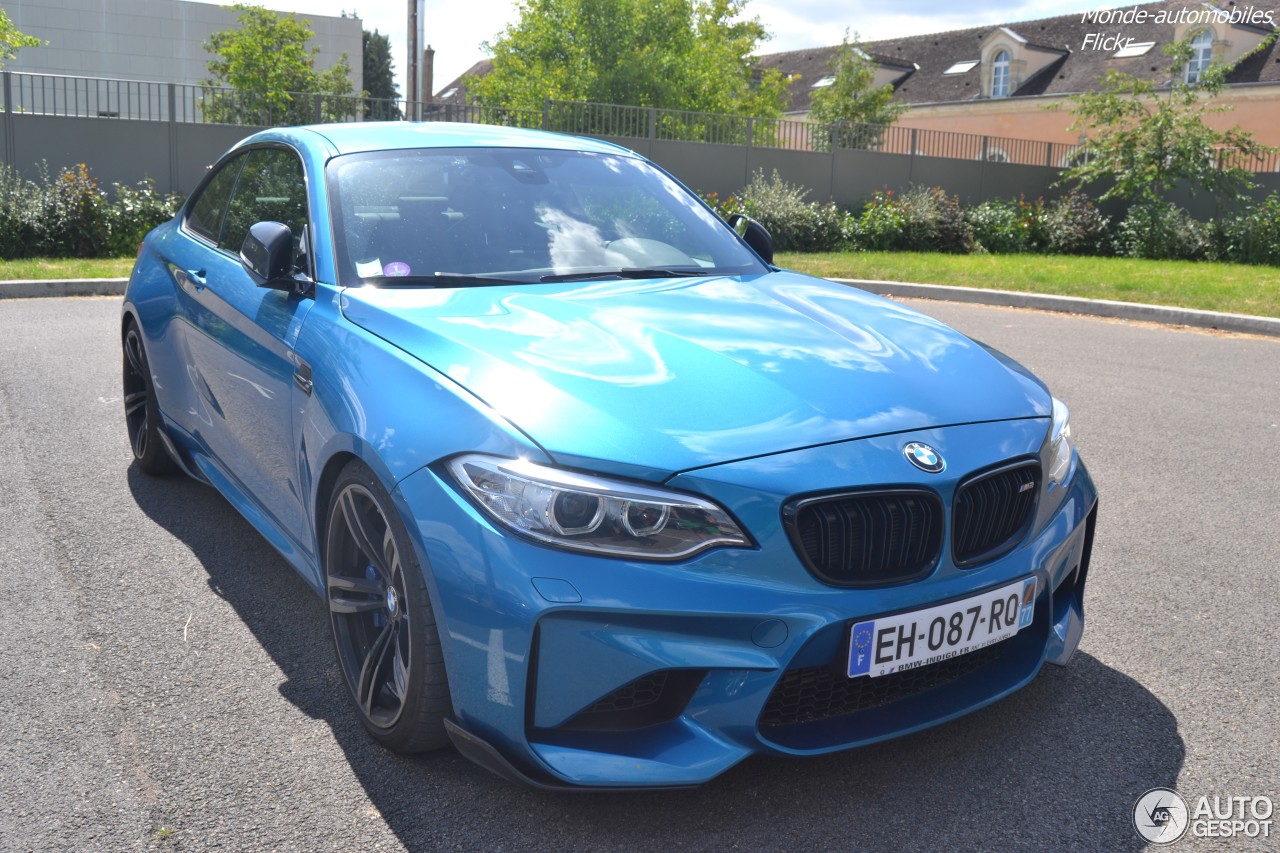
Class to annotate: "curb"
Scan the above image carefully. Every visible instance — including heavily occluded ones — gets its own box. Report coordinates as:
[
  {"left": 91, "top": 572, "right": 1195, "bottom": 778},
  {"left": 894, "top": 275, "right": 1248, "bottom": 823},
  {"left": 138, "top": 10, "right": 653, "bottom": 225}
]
[
  {"left": 834, "top": 278, "right": 1280, "bottom": 339},
  {"left": 0, "top": 278, "right": 128, "bottom": 299},
  {"left": 3, "top": 275, "right": 1278, "bottom": 339}
]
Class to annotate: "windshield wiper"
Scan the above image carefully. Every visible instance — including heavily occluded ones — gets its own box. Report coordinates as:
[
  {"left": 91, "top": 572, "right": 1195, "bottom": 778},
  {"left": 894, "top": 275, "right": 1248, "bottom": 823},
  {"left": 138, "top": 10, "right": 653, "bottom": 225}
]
[
  {"left": 359, "top": 272, "right": 527, "bottom": 288},
  {"left": 540, "top": 267, "right": 711, "bottom": 283}
]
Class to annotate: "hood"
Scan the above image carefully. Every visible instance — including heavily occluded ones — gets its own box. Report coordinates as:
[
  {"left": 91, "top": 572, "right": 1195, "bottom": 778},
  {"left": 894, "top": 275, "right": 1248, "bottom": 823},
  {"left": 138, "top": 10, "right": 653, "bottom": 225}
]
[{"left": 339, "top": 272, "right": 1050, "bottom": 479}]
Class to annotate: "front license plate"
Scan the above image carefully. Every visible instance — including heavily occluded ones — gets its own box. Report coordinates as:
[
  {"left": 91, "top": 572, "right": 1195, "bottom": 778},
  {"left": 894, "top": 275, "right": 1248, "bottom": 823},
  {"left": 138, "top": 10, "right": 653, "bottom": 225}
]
[{"left": 848, "top": 577, "right": 1038, "bottom": 678}]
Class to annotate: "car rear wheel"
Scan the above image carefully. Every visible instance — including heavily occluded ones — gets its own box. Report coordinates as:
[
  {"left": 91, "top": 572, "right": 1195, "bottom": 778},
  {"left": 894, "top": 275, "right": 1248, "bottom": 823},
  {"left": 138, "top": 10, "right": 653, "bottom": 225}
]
[
  {"left": 324, "top": 461, "right": 452, "bottom": 752},
  {"left": 122, "top": 322, "right": 177, "bottom": 475}
]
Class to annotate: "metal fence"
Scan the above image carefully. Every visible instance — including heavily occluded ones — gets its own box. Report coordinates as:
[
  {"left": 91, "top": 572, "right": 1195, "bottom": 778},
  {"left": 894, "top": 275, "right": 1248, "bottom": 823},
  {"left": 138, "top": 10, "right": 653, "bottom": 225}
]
[
  {"left": 3, "top": 70, "right": 1276, "bottom": 173},
  {"left": 8, "top": 72, "right": 169, "bottom": 120}
]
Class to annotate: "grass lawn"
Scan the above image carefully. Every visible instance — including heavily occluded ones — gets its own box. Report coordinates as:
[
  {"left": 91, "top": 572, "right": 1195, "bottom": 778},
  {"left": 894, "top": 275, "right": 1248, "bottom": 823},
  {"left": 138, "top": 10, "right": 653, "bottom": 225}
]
[
  {"left": 5, "top": 253, "right": 1280, "bottom": 319},
  {"left": 778, "top": 251, "right": 1280, "bottom": 319},
  {"left": 0, "top": 257, "right": 135, "bottom": 280}
]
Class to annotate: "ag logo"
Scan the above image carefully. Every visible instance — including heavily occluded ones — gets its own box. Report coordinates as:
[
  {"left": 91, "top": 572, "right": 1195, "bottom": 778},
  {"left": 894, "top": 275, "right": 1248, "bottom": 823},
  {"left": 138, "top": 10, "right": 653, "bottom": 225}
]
[
  {"left": 903, "top": 442, "right": 945, "bottom": 474},
  {"left": 1133, "top": 788, "right": 1189, "bottom": 844}
]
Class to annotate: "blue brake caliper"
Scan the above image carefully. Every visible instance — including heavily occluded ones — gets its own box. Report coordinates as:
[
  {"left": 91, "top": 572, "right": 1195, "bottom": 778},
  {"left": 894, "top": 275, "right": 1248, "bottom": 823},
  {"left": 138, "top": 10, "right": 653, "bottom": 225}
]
[{"left": 367, "top": 564, "right": 386, "bottom": 629}]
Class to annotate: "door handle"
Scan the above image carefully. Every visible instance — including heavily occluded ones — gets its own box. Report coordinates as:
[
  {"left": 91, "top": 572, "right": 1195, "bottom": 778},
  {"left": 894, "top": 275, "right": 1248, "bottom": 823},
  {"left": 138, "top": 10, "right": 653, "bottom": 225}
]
[
  {"left": 292, "top": 362, "right": 313, "bottom": 396},
  {"left": 186, "top": 269, "right": 207, "bottom": 291}
]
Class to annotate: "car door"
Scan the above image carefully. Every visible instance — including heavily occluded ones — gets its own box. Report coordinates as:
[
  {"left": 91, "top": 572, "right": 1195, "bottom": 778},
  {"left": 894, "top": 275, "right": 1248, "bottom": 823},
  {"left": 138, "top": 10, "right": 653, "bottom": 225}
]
[{"left": 165, "top": 145, "right": 316, "bottom": 556}]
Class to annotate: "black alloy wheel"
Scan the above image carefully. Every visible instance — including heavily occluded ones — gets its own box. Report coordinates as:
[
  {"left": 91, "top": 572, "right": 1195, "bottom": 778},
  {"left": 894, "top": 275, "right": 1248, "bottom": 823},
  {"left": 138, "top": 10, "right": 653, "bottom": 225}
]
[
  {"left": 122, "top": 323, "right": 177, "bottom": 475},
  {"left": 325, "top": 460, "right": 451, "bottom": 752}
]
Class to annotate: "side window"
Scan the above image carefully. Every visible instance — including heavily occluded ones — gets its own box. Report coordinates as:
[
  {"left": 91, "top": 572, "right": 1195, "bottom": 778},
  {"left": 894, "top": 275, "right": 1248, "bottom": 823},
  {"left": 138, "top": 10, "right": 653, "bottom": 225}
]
[
  {"left": 186, "top": 154, "right": 245, "bottom": 244},
  {"left": 220, "top": 148, "right": 309, "bottom": 260}
]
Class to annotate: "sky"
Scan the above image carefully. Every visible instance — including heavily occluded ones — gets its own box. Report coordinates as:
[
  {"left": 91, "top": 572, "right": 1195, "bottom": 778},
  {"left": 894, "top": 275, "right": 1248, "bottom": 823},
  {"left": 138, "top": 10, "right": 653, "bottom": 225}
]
[{"left": 258, "top": 0, "right": 1095, "bottom": 98}]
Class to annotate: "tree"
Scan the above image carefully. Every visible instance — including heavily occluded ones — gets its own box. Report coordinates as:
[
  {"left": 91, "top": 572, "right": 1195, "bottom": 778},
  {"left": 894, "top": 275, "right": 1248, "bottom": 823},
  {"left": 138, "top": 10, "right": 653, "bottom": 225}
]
[
  {"left": 202, "top": 4, "right": 360, "bottom": 126},
  {"left": 362, "top": 28, "right": 401, "bottom": 120},
  {"left": 467, "top": 0, "right": 789, "bottom": 125},
  {"left": 807, "top": 32, "right": 905, "bottom": 151},
  {"left": 0, "top": 9, "right": 41, "bottom": 68},
  {"left": 1060, "top": 35, "right": 1278, "bottom": 258},
  {"left": 1061, "top": 35, "right": 1276, "bottom": 206}
]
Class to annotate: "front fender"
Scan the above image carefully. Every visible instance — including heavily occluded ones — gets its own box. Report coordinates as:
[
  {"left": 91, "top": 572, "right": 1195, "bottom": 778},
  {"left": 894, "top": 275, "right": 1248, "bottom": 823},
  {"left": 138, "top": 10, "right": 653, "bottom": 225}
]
[{"left": 293, "top": 283, "right": 545, "bottom": 583}]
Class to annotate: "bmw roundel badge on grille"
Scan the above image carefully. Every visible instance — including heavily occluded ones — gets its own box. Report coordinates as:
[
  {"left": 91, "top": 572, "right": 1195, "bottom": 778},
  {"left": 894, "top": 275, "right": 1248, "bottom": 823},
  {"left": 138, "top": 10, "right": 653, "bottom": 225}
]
[{"left": 904, "top": 442, "right": 945, "bottom": 473}]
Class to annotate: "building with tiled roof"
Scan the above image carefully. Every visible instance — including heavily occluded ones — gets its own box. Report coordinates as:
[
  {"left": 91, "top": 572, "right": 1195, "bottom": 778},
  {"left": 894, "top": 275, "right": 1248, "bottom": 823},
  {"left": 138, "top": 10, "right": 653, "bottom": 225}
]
[
  {"left": 434, "top": 59, "right": 492, "bottom": 105},
  {"left": 757, "top": 1, "right": 1280, "bottom": 147}
]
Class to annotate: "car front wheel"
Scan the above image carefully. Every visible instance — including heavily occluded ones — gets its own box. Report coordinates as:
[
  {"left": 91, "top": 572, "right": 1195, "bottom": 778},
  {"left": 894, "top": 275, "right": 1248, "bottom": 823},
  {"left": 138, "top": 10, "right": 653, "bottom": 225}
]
[
  {"left": 324, "top": 460, "right": 452, "bottom": 752},
  {"left": 122, "top": 322, "right": 177, "bottom": 475}
]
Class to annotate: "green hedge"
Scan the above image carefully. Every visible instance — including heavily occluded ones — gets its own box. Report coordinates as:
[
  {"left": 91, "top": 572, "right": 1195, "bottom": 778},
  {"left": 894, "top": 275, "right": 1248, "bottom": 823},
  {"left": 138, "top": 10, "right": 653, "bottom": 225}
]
[
  {"left": 702, "top": 170, "right": 1280, "bottom": 267},
  {"left": 0, "top": 163, "right": 183, "bottom": 260},
  {"left": 15, "top": 161, "right": 1280, "bottom": 268}
]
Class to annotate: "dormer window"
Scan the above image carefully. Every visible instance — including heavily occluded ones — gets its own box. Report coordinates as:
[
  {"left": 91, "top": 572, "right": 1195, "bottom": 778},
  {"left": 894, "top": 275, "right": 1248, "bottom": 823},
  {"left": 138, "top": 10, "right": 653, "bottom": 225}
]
[
  {"left": 1185, "top": 29, "right": 1213, "bottom": 84},
  {"left": 1113, "top": 41, "right": 1155, "bottom": 58},
  {"left": 991, "top": 50, "right": 1011, "bottom": 97}
]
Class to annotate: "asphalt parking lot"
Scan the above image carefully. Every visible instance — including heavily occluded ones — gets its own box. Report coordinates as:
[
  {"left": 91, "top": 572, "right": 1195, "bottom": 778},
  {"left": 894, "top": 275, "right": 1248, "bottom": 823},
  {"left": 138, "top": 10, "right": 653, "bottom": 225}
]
[{"left": 1, "top": 295, "right": 1276, "bottom": 852}]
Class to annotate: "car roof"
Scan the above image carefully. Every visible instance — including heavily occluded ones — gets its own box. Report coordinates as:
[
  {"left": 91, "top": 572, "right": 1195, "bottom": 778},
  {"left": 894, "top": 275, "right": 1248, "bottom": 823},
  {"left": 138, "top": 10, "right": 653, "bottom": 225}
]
[{"left": 251, "top": 121, "right": 638, "bottom": 158}]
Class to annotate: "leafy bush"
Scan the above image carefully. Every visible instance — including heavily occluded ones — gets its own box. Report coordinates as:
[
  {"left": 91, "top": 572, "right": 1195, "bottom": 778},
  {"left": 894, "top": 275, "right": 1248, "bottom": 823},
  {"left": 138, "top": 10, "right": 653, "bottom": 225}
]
[
  {"left": 850, "top": 187, "right": 972, "bottom": 253},
  {"left": 1043, "top": 192, "right": 1110, "bottom": 256},
  {"left": 1211, "top": 193, "right": 1280, "bottom": 266},
  {"left": 106, "top": 180, "right": 183, "bottom": 257},
  {"left": 1114, "top": 201, "right": 1208, "bottom": 260},
  {"left": 851, "top": 190, "right": 908, "bottom": 251},
  {"left": 698, "top": 190, "right": 737, "bottom": 220},
  {"left": 35, "top": 163, "right": 111, "bottom": 258},
  {"left": 735, "top": 170, "right": 850, "bottom": 252},
  {"left": 0, "top": 164, "right": 182, "bottom": 260},
  {"left": 0, "top": 166, "right": 39, "bottom": 260},
  {"left": 966, "top": 197, "right": 1045, "bottom": 254},
  {"left": 897, "top": 187, "right": 973, "bottom": 253}
]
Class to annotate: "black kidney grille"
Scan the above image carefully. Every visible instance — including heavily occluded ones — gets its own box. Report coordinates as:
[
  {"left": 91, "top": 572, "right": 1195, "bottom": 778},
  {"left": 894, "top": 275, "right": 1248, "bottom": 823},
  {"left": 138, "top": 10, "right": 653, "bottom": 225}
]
[
  {"left": 789, "top": 490, "right": 944, "bottom": 586},
  {"left": 952, "top": 460, "right": 1040, "bottom": 566},
  {"left": 759, "top": 642, "right": 1004, "bottom": 728}
]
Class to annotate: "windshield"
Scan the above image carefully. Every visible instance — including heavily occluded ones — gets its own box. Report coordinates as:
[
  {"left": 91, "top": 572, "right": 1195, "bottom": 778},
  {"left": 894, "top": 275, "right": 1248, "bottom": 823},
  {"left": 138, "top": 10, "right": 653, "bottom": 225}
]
[{"left": 326, "top": 147, "right": 766, "bottom": 286}]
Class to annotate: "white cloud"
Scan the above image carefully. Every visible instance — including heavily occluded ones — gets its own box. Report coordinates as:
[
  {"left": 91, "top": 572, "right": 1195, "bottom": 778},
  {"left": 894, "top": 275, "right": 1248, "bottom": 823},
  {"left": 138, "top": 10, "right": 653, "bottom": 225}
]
[{"left": 755, "top": 1, "right": 1094, "bottom": 52}]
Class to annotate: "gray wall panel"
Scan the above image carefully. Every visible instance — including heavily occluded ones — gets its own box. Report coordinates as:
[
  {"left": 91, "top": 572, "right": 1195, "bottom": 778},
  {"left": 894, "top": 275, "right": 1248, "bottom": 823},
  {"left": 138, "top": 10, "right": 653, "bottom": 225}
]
[
  {"left": 11, "top": 114, "right": 171, "bottom": 190},
  {"left": 745, "top": 148, "right": 835, "bottom": 200},
  {"left": 975, "top": 162, "right": 1064, "bottom": 205},
  {"left": 3, "top": 105, "right": 1275, "bottom": 225},
  {"left": 172, "top": 123, "right": 265, "bottom": 193},
  {"left": 831, "top": 150, "right": 914, "bottom": 207},
  {"left": 651, "top": 140, "right": 751, "bottom": 197},
  {"left": 904, "top": 156, "right": 985, "bottom": 203}
]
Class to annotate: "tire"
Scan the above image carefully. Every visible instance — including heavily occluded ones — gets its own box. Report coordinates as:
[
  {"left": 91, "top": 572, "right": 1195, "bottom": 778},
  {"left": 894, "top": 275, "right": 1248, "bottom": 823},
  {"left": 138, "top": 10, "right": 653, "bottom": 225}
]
[
  {"left": 122, "top": 322, "right": 178, "bottom": 475},
  {"left": 324, "top": 460, "right": 452, "bottom": 752}
]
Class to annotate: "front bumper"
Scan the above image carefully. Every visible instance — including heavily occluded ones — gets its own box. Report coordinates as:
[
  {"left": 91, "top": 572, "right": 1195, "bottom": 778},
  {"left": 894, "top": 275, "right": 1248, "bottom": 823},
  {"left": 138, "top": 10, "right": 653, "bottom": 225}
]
[{"left": 394, "top": 419, "right": 1098, "bottom": 788}]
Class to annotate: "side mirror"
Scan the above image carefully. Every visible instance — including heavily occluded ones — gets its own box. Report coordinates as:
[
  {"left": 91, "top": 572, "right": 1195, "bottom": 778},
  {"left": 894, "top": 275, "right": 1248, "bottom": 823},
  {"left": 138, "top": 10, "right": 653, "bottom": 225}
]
[
  {"left": 240, "top": 221, "right": 297, "bottom": 288},
  {"left": 726, "top": 213, "right": 775, "bottom": 265}
]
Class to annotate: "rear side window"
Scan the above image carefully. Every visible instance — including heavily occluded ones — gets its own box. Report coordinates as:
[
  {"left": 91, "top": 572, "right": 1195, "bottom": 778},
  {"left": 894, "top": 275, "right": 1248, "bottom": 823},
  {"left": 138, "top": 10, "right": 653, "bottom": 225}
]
[{"left": 186, "top": 154, "right": 244, "bottom": 243}]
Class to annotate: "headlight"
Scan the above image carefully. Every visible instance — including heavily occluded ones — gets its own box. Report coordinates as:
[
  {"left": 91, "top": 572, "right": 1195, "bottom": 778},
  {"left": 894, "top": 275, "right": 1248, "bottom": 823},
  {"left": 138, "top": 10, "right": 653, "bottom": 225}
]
[
  {"left": 1047, "top": 396, "right": 1075, "bottom": 488},
  {"left": 447, "top": 454, "right": 751, "bottom": 560}
]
